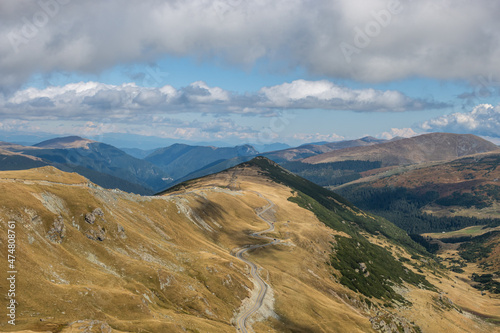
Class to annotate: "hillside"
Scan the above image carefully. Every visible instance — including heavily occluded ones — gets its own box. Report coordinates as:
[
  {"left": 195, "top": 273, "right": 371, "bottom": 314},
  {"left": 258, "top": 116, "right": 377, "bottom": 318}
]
[
  {"left": 337, "top": 151, "right": 500, "bottom": 232},
  {"left": 0, "top": 148, "right": 48, "bottom": 170},
  {"left": 303, "top": 133, "right": 499, "bottom": 166},
  {"left": 0, "top": 160, "right": 497, "bottom": 332},
  {"left": 336, "top": 151, "right": 500, "bottom": 288},
  {"left": 145, "top": 143, "right": 258, "bottom": 181}
]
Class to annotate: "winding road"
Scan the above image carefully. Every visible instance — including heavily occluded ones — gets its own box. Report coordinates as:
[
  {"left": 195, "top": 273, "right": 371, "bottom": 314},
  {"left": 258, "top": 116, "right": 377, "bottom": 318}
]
[{"left": 234, "top": 192, "right": 281, "bottom": 333}]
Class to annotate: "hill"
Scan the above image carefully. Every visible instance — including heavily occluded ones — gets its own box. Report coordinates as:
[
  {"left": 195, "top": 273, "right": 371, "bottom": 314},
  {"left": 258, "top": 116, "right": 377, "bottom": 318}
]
[
  {"left": 0, "top": 160, "right": 497, "bottom": 332},
  {"left": 303, "top": 133, "right": 499, "bottom": 166}
]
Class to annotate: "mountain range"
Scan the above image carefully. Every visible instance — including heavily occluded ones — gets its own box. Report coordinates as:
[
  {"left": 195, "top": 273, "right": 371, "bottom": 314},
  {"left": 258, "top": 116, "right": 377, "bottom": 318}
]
[{"left": 0, "top": 133, "right": 498, "bottom": 196}]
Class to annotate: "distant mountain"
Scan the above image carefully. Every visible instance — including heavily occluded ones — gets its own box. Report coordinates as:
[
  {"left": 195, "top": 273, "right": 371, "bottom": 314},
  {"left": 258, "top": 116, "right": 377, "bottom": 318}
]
[
  {"left": 1, "top": 137, "right": 170, "bottom": 193},
  {"left": 251, "top": 142, "right": 291, "bottom": 153},
  {"left": 303, "top": 133, "right": 499, "bottom": 166},
  {"left": 337, "top": 150, "right": 500, "bottom": 231},
  {"left": 154, "top": 137, "right": 393, "bottom": 189},
  {"left": 145, "top": 143, "right": 258, "bottom": 181},
  {"left": 119, "top": 147, "right": 156, "bottom": 159},
  {"left": 262, "top": 136, "right": 389, "bottom": 163},
  {"left": 34, "top": 136, "right": 95, "bottom": 149}
]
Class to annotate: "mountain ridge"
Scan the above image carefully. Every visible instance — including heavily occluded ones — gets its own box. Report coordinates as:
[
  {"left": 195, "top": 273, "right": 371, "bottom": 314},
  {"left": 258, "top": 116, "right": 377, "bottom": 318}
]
[{"left": 303, "top": 133, "right": 499, "bottom": 166}]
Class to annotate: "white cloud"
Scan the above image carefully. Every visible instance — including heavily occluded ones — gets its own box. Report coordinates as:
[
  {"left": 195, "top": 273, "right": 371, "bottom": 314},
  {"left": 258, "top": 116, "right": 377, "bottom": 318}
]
[
  {"left": 0, "top": 115, "right": 261, "bottom": 144},
  {"left": 292, "top": 132, "right": 344, "bottom": 142},
  {"left": 0, "top": 0, "right": 499, "bottom": 90},
  {"left": 259, "top": 80, "right": 435, "bottom": 112},
  {"left": 0, "top": 79, "right": 441, "bottom": 120},
  {"left": 421, "top": 104, "right": 500, "bottom": 137},
  {"left": 379, "top": 127, "right": 419, "bottom": 140}
]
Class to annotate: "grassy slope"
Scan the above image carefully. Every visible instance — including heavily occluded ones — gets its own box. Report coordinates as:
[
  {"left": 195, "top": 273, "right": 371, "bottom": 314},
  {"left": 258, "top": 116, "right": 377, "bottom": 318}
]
[
  {"left": 1, "top": 163, "right": 498, "bottom": 332},
  {"left": 234, "top": 157, "right": 434, "bottom": 302}
]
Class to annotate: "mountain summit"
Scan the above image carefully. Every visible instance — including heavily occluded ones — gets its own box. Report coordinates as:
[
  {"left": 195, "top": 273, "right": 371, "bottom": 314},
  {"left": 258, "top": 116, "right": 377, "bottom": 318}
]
[{"left": 34, "top": 136, "right": 96, "bottom": 149}]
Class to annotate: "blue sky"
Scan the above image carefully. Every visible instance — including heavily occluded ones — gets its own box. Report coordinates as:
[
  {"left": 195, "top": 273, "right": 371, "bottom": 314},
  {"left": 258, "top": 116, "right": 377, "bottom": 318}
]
[{"left": 1, "top": 1, "right": 499, "bottom": 148}]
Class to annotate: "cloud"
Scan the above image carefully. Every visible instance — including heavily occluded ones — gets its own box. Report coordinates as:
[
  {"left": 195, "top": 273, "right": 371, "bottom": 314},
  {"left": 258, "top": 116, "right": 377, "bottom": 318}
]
[
  {"left": 292, "top": 133, "right": 344, "bottom": 142},
  {"left": 1, "top": 0, "right": 500, "bottom": 90},
  {"left": 379, "top": 127, "right": 419, "bottom": 140},
  {"left": 421, "top": 104, "right": 500, "bottom": 137},
  {"left": 259, "top": 80, "right": 442, "bottom": 112},
  {"left": 0, "top": 79, "right": 442, "bottom": 120}
]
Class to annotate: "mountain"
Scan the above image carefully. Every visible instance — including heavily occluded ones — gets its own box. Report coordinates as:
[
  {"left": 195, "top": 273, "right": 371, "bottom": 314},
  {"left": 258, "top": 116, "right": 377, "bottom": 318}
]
[
  {"left": 119, "top": 147, "right": 156, "bottom": 159},
  {"left": 262, "top": 136, "right": 389, "bottom": 163},
  {"left": 0, "top": 159, "right": 496, "bottom": 332},
  {"left": 336, "top": 151, "right": 500, "bottom": 293},
  {"left": 146, "top": 138, "right": 387, "bottom": 188},
  {"left": 34, "top": 136, "right": 96, "bottom": 149},
  {"left": 303, "top": 133, "right": 499, "bottom": 166},
  {"left": 336, "top": 151, "right": 500, "bottom": 233},
  {"left": 145, "top": 143, "right": 258, "bottom": 181},
  {"left": 1, "top": 137, "right": 170, "bottom": 193},
  {"left": 251, "top": 142, "right": 290, "bottom": 153}
]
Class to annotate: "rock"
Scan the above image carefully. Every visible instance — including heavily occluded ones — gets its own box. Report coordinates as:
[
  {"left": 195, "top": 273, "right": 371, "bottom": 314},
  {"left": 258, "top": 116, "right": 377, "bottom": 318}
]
[
  {"left": 117, "top": 224, "right": 127, "bottom": 239},
  {"left": 86, "top": 226, "right": 106, "bottom": 241},
  {"left": 47, "top": 216, "right": 66, "bottom": 243},
  {"left": 85, "top": 212, "right": 96, "bottom": 224},
  {"left": 85, "top": 208, "right": 104, "bottom": 224}
]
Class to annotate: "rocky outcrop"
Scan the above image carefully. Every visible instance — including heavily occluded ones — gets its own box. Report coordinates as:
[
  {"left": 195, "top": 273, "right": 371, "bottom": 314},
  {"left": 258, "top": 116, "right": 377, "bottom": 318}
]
[
  {"left": 85, "top": 208, "right": 104, "bottom": 225},
  {"left": 47, "top": 216, "right": 66, "bottom": 243}
]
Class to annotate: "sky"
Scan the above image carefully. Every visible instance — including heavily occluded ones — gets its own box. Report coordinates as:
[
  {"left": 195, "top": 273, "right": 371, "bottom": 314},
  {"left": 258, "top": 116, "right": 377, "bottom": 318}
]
[{"left": 0, "top": 0, "right": 500, "bottom": 148}]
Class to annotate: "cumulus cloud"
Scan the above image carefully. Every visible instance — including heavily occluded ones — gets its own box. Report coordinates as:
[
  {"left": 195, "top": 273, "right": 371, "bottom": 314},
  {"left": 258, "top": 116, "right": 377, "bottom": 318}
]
[
  {"left": 379, "top": 127, "right": 419, "bottom": 140},
  {"left": 0, "top": 0, "right": 499, "bottom": 90},
  {"left": 0, "top": 79, "right": 443, "bottom": 120},
  {"left": 259, "top": 80, "right": 439, "bottom": 112},
  {"left": 421, "top": 104, "right": 500, "bottom": 138}
]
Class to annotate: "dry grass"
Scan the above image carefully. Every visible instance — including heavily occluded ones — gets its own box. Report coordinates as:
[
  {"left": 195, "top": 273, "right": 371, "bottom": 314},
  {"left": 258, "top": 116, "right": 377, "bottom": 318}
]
[{"left": 0, "top": 166, "right": 498, "bottom": 332}]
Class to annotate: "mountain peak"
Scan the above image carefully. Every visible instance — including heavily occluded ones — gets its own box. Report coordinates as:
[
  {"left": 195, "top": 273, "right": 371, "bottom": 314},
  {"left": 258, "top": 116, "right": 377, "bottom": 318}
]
[
  {"left": 360, "top": 136, "right": 382, "bottom": 142},
  {"left": 34, "top": 136, "right": 96, "bottom": 149}
]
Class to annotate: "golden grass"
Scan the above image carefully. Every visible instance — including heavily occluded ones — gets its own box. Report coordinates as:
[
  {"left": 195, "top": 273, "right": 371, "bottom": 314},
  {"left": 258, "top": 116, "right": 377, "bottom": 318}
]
[{"left": 0, "top": 166, "right": 498, "bottom": 332}]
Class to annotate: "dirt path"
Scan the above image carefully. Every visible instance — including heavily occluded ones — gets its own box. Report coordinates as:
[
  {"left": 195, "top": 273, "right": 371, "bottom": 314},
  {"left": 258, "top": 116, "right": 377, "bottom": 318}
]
[{"left": 234, "top": 192, "right": 281, "bottom": 333}]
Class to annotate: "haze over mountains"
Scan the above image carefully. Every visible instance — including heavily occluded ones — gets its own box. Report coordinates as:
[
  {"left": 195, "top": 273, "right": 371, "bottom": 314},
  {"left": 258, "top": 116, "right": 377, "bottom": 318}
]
[{"left": 0, "top": 133, "right": 497, "bottom": 196}]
